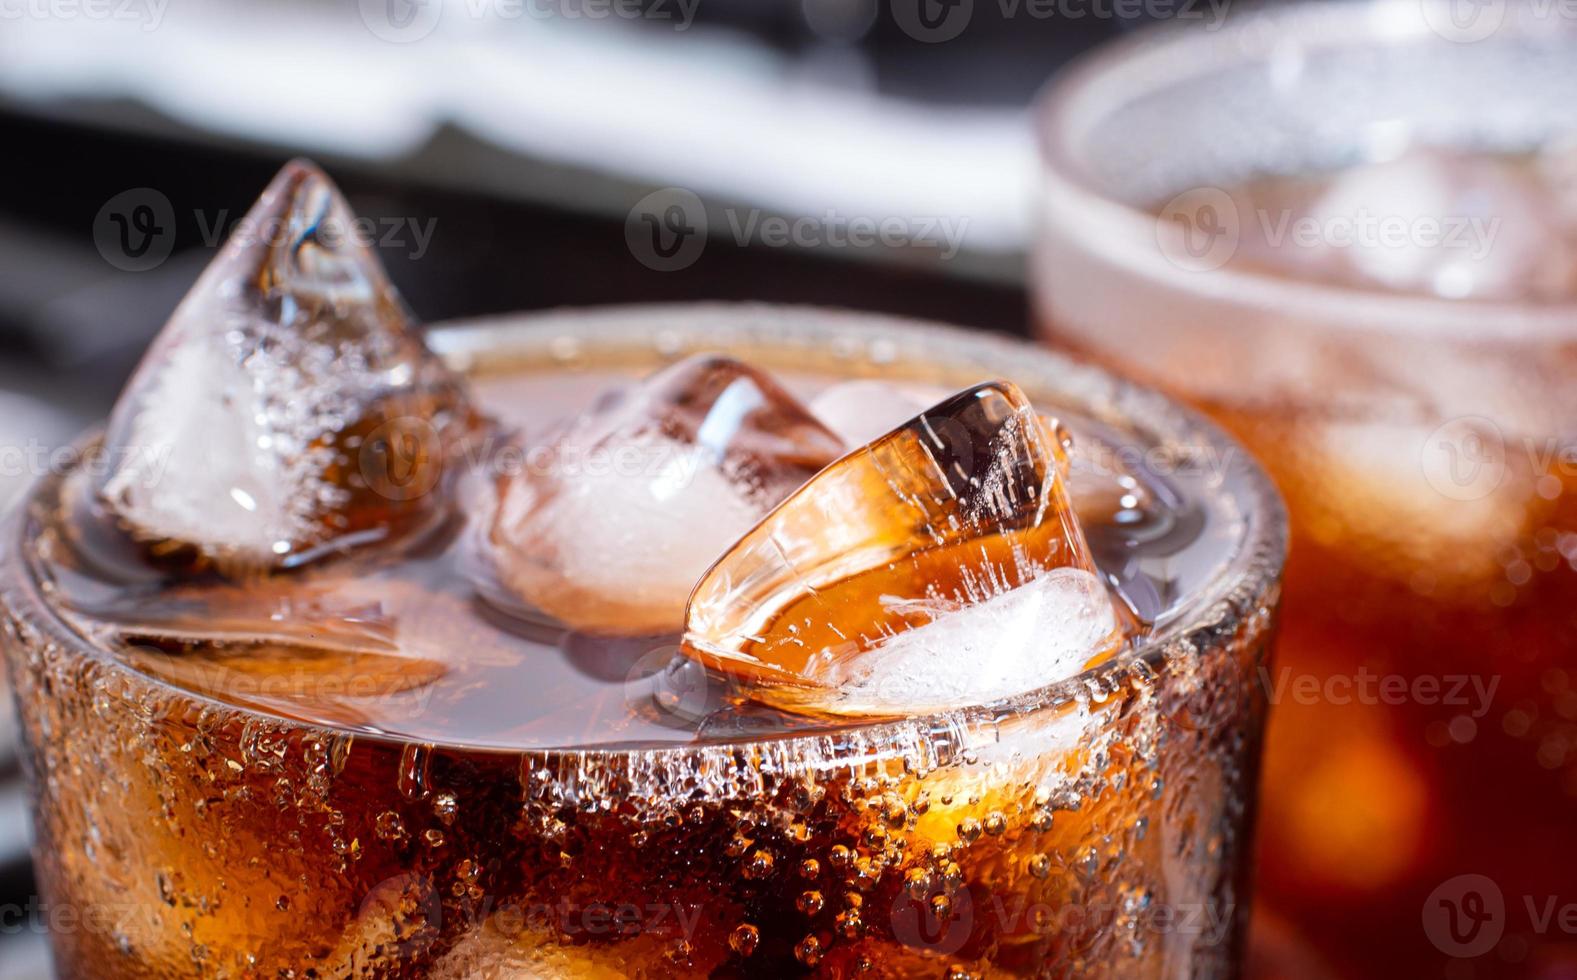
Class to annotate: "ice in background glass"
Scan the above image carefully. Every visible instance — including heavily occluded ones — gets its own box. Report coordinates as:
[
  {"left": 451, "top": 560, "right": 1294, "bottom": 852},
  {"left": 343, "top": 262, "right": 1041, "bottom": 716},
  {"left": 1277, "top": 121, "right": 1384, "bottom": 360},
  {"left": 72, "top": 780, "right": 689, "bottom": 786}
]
[
  {"left": 1035, "top": 2, "right": 1577, "bottom": 975},
  {"left": 0, "top": 163, "right": 1282, "bottom": 977}
]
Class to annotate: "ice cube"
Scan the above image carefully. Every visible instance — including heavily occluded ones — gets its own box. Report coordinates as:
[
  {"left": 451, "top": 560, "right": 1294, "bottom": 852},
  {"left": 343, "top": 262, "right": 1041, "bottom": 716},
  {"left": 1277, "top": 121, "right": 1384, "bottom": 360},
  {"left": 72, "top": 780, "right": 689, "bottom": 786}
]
[
  {"left": 1297, "top": 417, "right": 1542, "bottom": 596},
  {"left": 96, "top": 160, "right": 475, "bottom": 574},
  {"left": 322, "top": 873, "right": 442, "bottom": 974},
  {"left": 79, "top": 573, "right": 517, "bottom": 668},
  {"left": 820, "top": 567, "right": 1118, "bottom": 711},
  {"left": 810, "top": 379, "right": 932, "bottom": 445},
  {"left": 118, "top": 640, "right": 448, "bottom": 732},
  {"left": 815, "top": 381, "right": 1160, "bottom": 537},
  {"left": 86, "top": 575, "right": 521, "bottom": 732},
  {"left": 429, "top": 921, "right": 710, "bottom": 978},
  {"left": 1297, "top": 150, "right": 1577, "bottom": 301},
  {"left": 487, "top": 355, "right": 845, "bottom": 636},
  {"left": 683, "top": 381, "right": 1125, "bottom": 716}
]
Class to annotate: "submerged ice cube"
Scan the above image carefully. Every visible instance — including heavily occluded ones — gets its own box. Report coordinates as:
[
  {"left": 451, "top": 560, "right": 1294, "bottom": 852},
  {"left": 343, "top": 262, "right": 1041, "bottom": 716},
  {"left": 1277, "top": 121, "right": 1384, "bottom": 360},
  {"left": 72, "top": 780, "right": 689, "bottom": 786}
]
[
  {"left": 683, "top": 380, "right": 1125, "bottom": 716},
  {"left": 815, "top": 566, "right": 1119, "bottom": 712},
  {"left": 487, "top": 354, "right": 845, "bottom": 636},
  {"left": 1277, "top": 149, "right": 1577, "bottom": 301},
  {"left": 83, "top": 574, "right": 526, "bottom": 733},
  {"left": 810, "top": 379, "right": 932, "bottom": 446},
  {"left": 97, "top": 160, "right": 474, "bottom": 573}
]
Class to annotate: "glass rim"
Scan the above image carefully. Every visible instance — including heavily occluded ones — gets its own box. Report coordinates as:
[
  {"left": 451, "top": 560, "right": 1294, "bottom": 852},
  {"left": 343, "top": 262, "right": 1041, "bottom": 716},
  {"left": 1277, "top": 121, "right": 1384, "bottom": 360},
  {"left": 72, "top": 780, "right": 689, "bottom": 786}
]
[
  {"left": 1034, "top": 0, "right": 1577, "bottom": 343},
  {"left": 2, "top": 302, "right": 1286, "bottom": 762}
]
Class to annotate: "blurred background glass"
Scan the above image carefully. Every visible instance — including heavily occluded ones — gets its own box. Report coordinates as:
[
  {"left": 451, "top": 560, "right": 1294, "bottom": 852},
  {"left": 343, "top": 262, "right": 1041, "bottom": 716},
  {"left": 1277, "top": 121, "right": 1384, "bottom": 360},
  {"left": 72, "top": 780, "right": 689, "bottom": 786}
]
[{"left": 1036, "top": 3, "right": 1577, "bottom": 978}]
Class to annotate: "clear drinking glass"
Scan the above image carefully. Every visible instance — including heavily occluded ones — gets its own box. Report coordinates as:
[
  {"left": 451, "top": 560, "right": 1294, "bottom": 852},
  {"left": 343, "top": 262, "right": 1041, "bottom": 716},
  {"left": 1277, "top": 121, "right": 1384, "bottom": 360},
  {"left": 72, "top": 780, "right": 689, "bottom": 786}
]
[{"left": 2, "top": 305, "right": 1283, "bottom": 977}]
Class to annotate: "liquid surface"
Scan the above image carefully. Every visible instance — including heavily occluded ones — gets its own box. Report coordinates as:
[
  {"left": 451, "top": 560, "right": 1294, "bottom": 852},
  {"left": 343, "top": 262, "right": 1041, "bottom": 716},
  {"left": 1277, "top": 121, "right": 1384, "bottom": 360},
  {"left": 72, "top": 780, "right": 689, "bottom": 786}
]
[{"left": 29, "top": 359, "right": 1230, "bottom": 750}]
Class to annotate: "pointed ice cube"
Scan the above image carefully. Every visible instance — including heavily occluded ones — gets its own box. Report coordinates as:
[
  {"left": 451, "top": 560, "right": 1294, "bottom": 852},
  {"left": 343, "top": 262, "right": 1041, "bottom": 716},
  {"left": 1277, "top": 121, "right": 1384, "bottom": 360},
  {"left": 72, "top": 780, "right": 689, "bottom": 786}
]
[
  {"left": 487, "top": 354, "right": 845, "bottom": 636},
  {"left": 96, "top": 160, "right": 475, "bottom": 573},
  {"left": 683, "top": 381, "right": 1125, "bottom": 716}
]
